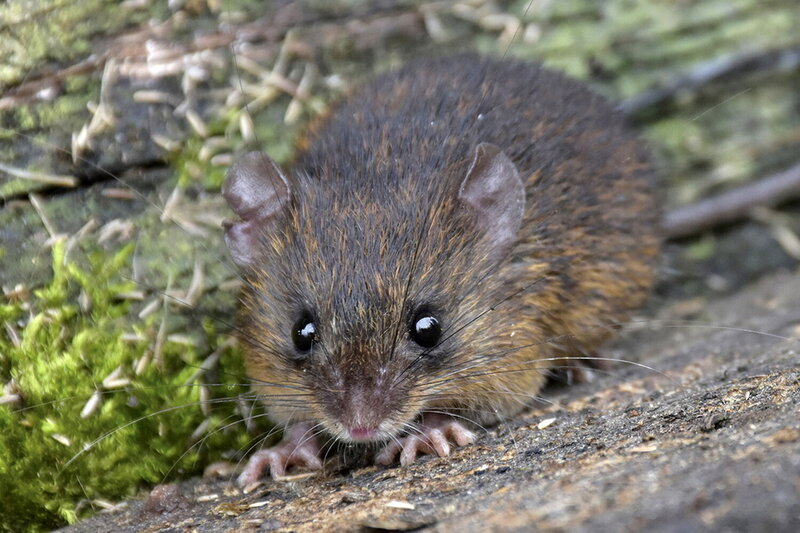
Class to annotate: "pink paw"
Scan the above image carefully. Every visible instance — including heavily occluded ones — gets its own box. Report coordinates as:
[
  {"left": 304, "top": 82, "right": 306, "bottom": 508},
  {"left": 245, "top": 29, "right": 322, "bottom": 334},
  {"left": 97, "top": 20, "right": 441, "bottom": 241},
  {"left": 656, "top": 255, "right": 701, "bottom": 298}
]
[
  {"left": 237, "top": 424, "right": 322, "bottom": 487},
  {"left": 375, "top": 413, "right": 476, "bottom": 466}
]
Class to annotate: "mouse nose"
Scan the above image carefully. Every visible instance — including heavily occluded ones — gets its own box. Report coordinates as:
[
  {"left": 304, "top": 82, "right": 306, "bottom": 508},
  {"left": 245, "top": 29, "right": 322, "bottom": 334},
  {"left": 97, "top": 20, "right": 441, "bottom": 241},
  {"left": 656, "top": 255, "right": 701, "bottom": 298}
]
[
  {"left": 348, "top": 427, "right": 377, "bottom": 440},
  {"left": 340, "top": 399, "right": 384, "bottom": 441},
  {"left": 330, "top": 382, "right": 389, "bottom": 441}
]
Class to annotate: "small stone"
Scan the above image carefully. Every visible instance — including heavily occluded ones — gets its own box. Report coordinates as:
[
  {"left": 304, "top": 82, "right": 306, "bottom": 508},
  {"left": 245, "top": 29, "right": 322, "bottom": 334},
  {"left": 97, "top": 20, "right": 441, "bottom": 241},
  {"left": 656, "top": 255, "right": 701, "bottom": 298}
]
[{"left": 142, "top": 484, "right": 186, "bottom": 515}]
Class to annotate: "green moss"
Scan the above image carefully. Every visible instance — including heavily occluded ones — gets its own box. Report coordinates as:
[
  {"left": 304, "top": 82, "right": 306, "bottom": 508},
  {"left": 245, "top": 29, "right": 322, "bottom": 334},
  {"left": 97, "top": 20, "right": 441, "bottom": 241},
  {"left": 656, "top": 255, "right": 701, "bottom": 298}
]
[
  {"left": 174, "top": 98, "right": 302, "bottom": 192},
  {"left": 0, "top": 240, "right": 252, "bottom": 532},
  {"left": 251, "top": 106, "right": 303, "bottom": 167},
  {"left": 0, "top": 0, "right": 168, "bottom": 88},
  {"left": 177, "top": 137, "right": 226, "bottom": 190},
  {"left": 684, "top": 234, "right": 718, "bottom": 261}
]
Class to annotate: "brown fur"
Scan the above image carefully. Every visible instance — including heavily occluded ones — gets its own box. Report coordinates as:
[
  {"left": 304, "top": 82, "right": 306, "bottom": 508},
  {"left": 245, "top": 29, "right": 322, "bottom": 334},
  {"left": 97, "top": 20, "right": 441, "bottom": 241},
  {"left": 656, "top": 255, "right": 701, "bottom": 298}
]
[{"left": 232, "top": 53, "right": 660, "bottom": 441}]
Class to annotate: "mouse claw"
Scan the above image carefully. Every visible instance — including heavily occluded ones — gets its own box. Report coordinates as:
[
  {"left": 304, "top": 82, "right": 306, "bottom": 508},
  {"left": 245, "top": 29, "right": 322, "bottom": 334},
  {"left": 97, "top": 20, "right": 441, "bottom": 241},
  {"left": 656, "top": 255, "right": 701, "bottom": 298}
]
[
  {"left": 375, "top": 413, "right": 476, "bottom": 467},
  {"left": 553, "top": 351, "right": 613, "bottom": 385},
  {"left": 237, "top": 424, "right": 322, "bottom": 487}
]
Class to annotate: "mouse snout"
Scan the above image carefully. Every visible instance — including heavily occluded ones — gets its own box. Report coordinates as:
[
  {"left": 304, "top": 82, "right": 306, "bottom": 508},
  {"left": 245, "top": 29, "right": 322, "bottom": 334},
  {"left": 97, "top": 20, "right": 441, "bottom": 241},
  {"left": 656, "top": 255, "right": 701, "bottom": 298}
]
[
  {"left": 320, "top": 367, "right": 401, "bottom": 442},
  {"left": 335, "top": 384, "right": 388, "bottom": 441}
]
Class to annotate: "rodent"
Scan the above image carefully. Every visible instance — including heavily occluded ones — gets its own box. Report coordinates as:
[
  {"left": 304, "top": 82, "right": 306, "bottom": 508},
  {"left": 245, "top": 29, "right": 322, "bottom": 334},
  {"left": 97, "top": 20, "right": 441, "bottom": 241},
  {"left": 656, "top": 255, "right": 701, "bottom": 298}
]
[{"left": 221, "top": 53, "right": 661, "bottom": 485}]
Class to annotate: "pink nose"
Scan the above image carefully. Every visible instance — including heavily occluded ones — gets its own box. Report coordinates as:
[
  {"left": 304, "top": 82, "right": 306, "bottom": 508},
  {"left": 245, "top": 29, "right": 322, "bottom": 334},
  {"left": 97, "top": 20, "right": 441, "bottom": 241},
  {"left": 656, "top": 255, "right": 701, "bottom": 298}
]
[{"left": 349, "top": 427, "right": 377, "bottom": 440}]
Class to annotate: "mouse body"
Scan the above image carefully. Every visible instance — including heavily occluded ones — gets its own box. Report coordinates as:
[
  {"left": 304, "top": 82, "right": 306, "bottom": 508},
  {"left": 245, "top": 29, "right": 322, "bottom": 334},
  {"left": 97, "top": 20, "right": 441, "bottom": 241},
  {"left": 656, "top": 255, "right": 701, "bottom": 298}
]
[{"left": 222, "top": 53, "right": 660, "bottom": 484}]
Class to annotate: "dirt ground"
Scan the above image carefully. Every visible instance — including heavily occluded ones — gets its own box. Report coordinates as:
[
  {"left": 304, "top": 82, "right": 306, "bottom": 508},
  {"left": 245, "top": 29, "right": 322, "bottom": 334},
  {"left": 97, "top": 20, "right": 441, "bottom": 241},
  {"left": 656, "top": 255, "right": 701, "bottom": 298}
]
[{"left": 60, "top": 267, "right": 800, "bottom": 532}]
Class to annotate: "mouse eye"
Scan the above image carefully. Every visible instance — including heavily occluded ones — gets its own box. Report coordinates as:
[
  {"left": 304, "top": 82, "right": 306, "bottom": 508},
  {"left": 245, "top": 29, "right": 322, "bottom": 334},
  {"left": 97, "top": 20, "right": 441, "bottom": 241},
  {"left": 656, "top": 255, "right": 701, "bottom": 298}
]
[
  {"left": 411, "top": 313, "right": 441, "bottom": 349},
  {"left": 292, "top": 314, "right": 317, "bottom": 353}
]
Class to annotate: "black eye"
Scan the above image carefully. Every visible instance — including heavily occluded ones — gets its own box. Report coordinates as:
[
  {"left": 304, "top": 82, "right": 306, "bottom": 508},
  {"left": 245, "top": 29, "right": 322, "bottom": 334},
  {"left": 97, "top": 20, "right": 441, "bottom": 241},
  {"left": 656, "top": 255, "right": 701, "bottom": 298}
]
[
  {"left": 292, "top": 314, "right": 317, "bottom": 353},
  {"left": 411, "top": 313, "right": 441, "bottom": 349}
]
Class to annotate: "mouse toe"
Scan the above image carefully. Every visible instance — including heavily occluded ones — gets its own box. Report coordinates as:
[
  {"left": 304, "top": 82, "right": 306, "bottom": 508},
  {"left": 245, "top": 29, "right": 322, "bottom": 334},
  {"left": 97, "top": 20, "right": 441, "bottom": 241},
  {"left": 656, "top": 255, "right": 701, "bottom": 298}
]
[
  {"left": 237, "top": 424, "right": 322, "bottom": 487},
  {"left": 374, "top": 413, "right": 477, "bottom": 467}
]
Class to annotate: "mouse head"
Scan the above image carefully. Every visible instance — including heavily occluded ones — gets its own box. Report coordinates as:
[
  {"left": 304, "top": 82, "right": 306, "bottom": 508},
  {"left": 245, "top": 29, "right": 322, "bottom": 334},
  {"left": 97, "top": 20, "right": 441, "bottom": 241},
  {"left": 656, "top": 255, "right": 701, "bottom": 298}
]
[{"left": 222, "top": 145, "right": 525, "bottom": 442}]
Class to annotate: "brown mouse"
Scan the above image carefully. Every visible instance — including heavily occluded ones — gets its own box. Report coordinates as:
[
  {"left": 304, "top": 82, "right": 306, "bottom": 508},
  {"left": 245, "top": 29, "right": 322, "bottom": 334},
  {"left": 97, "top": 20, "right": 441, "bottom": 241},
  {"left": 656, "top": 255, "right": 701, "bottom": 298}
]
[{"left": 221, "top": 53, "right": 660, "bottom": 485}]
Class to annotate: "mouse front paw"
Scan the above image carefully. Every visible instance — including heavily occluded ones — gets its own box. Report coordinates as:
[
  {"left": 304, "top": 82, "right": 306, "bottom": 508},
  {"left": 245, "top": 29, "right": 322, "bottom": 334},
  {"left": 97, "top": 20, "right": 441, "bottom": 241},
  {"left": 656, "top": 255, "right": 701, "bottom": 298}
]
[
  {"left": 237, "top": 423, "right": 322, "bottom": 487},
  {"left": 375, "top": 413, "right": 477, "bottom": 466}
]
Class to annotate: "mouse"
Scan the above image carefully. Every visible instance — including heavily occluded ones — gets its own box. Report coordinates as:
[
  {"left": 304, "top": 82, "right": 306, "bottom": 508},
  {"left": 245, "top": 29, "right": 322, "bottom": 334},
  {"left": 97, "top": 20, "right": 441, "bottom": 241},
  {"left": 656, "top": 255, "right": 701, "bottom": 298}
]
[{"left": 221, "top": 52, "right": 661, "bottom": 486}]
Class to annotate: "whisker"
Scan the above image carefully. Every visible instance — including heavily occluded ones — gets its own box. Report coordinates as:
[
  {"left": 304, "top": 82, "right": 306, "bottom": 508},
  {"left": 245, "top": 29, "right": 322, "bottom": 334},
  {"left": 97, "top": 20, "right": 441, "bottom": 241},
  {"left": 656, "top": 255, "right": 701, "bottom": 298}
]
[
  {"left": 231, "top": 424, "right": 285, "bottom": 483},
  {"left": 423, "top": 410, "right": 489, "bottom": 435},
  {"left": 398, "top": 275, "right": 550, "bottom": 381},
  {"left": 387, "top": 200, "right": 439, "bottom": 364},
  {"left": 320, "top": 434, "right": 340, "bottom": 467},
  {"left": 161, "top": 410, "right": 249, "bottom": 481},
  {"left": 62, "top": 396, "right": 257, "bottom": 470}
]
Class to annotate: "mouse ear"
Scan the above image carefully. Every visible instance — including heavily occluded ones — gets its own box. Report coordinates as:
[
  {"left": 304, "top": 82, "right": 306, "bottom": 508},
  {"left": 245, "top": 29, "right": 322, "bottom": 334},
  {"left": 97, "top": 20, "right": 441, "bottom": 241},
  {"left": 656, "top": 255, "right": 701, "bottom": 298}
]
[
  {"left": 458, "top": 143, "right": 525, "bottom": 259},
  {"left": 222, "top": 151, "right": 292, "bottom": 267}
]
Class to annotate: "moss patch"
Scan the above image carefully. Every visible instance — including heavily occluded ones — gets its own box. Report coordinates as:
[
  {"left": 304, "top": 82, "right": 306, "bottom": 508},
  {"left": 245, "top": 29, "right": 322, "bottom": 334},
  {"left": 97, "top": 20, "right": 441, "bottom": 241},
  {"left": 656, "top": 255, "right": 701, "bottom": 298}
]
[
  {"left": 0, "top": 0, "right": 168, "bottom": 88},
  {"left": 0, "top": 240, "right": 252, "bottom": 532}
]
